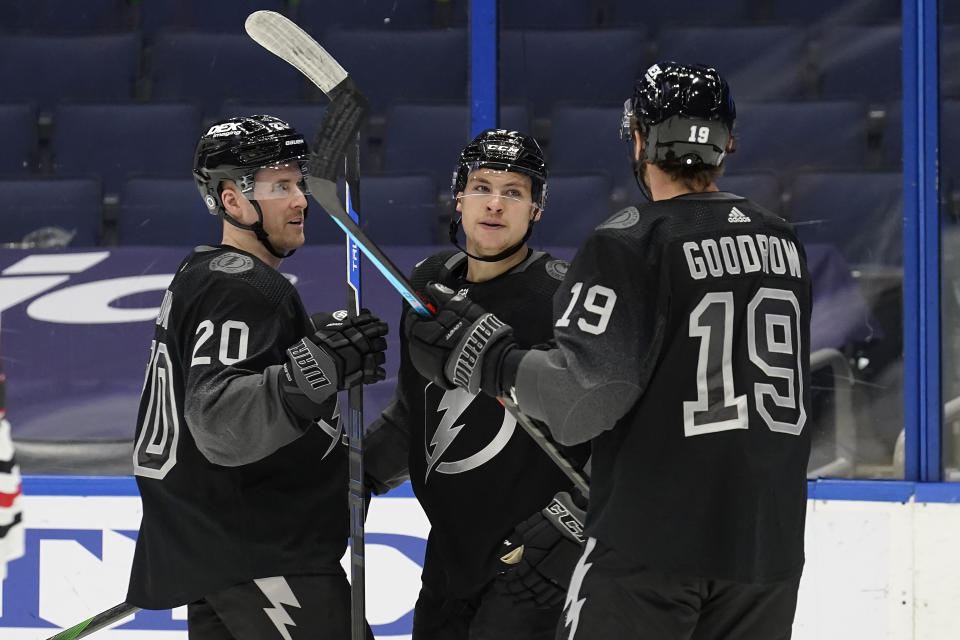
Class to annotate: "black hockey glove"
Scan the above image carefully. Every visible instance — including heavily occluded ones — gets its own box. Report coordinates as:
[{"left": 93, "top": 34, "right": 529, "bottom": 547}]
[
  {"left": 404, "top": 282, "right": 515, "bottom": 396},
  {"left": 498, "top": 491, "right": 587, "bottom": 609},
  {"left": 309, "top": 309, "right": 388, "bottom": 387},
  {"left": 280, "top": 309, "right": 388, "bottom": 421}
]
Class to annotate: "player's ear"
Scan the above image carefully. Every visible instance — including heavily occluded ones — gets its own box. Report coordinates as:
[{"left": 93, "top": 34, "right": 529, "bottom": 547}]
[
  {"left": 531, "top": 207, "right": 542, "bottom": 222},
  {"left": 455, "top": 192, "right": 464, "bottom": 213},
  {"left": 220, "top": 183, "right": 243, "bottom": 217},
  {"left": 633, "top": 130, "right": 644, "bottom": 163}
]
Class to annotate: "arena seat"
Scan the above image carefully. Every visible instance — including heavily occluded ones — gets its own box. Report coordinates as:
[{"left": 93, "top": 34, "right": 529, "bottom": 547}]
[
  {"left": 531, "top": 174, "right": 612, "bottom": 248},
  {"left": 118, "top": 178, "right": 221, "bottom": 246},
  {"left": 500, "top": 29, "right": 650, "bottom": 117},
  {"left": 611, "top": 0, "right": 752, "bottom": 28},
  {"left": 52, "top": 103, "right": 202, "bottom": 195},
  {"left": 150, "top": 32, "right": 303, "bottom": 117},
  {"left": 139, "top": 0, "right": 288, "bottom": 40},
  {"left": 787, "top": 171, "right": 902, "bottom": 266},
  {"left": 0, "top": 34, "right": 139, "bottom": 112},
  {"left": 318, "top": 30, "right": 468, "bottom": 116},
  {"left": 0, "top": 104, "right": 38, "bottom": 174},
  {"left": 499, "top": 0, "right": 599, "bottom": 28},
  {"left": 382, "top": 103, "right": 531, "bottom": 188},
  {"left": 349, "top": 174, "right": 439, "bottom": 245},
  {"left": 298, "top": 0, "right": 437, "bottom": 30},
  {"left": 766, "top": 0, "right": 899, "bottom": 25},
  {"left": 818, "top": 25, "right": 902, "bottom": 101},
  {"left": 657, "top": 26, "right": 809, "bottom": 101},
  {"left": 732, "top": 101, "right": 868, "bottom": 174},
  {"left": 717, "top": 173, "right": 783, "bottom": 216},
  {"left": 549, "top": 105, "right": 635, "bottom": 197},
  {"left": 1, "top": 0, "right": 132, "bottom": 33},
  {"left": 0, "top": 178, "right": 101, "bottom": 246}
]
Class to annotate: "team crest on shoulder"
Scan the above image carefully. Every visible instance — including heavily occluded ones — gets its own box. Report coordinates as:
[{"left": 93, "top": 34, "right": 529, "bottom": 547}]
[
  {"left": 209, "top": 252, "right": 254, "bottom": 274},
  {"left": 598, "top": 207, "right": 640, "bottom": 230},
  {"left": 545, "top": 259, "right": 569, "bottom": 281}
]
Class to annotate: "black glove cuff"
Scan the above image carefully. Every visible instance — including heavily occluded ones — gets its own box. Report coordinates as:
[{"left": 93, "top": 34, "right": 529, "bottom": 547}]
[{"left": 492, "top": 347, "right": 527, "bottom": 399}]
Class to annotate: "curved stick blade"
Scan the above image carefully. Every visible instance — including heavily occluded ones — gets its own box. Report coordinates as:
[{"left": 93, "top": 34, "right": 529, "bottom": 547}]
[{"left": 245, "top": 10, "right": 348, "bottom": 95}]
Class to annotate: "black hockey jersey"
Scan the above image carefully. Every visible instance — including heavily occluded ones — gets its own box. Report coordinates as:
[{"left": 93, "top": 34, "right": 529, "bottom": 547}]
[
  {"left": 127, "top": 246, "right": 347, "bottom": 609},
  {"left": 365, "top": 250, "right": 588, "bottom": 598},
  {"left": 515, "top": 192, "right": 812, "bottom": 583}
]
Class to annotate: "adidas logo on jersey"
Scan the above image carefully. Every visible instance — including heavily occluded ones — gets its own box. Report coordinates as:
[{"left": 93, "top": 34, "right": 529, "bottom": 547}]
[{"left": 728, "top": 206, "right": 751, "bottom": 223}]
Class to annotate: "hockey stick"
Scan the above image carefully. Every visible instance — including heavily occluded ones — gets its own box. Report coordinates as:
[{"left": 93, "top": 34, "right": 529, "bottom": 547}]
[
  {"left": 301, "top": 91, "right": 590, "bottom": 497},
  {"left": 245, "top": 11, "right": 368, "bottom": 638},
  {"left": 343, "top": 88, "right": 367, "bottom": 640},
  {"left": 44, "top": 602, "right": 139, "bottom": 640},
  {"left": 307, "top": 169, "right": 590, "bottom": 499},
  {"left": 243, "top": 19, "right": 591, "bottom": 506}
]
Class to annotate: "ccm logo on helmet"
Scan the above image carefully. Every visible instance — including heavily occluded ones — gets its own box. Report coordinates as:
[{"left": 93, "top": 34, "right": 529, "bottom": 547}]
[{"left": 483, "top": 143, "right": 520, "bottom": 157}]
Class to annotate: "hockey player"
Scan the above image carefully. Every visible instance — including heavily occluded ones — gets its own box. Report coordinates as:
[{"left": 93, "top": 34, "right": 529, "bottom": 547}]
[
  {"left": 126, "top": 115, "right": 387, "bottom": 639},
  {"left": 364, "top": 129, "right": 590, "bottom": 639},
  {"left": 0, "top": 322, "right": 24, "bottom": 585},
  {"left": 403, "top": 63, "right": 813, "bottom": 639}
]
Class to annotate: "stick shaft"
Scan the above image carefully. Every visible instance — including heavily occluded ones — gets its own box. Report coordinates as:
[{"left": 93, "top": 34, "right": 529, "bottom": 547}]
[
  {"left": 306, "top": 176, "right": 590, "bottom": 498},
  {"left": 45, "top": 603, "right": 140, "bottom": 640},
  {"left": 344, "top": 134, "right": 366, "bottom": 640}
]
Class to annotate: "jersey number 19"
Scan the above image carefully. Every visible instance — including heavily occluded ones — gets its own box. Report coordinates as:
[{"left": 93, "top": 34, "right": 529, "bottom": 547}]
[{"left": 683, "top": 287, "right": 805, "bottom": 438}]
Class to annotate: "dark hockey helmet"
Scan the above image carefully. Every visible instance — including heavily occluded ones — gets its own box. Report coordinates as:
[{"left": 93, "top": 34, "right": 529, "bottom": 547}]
[
  {"left": 620, "top": 61, "right": 736, "bottom": 167},
  {"left": 193, "top": 114, "right": 309, "bottom": 216},
  {"left": 451, "top": 129, "right": 548, "bottom": 209}
]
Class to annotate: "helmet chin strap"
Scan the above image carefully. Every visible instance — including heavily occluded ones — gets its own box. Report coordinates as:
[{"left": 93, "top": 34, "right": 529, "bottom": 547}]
[
  {"left": 222, "top": 199, "right": 301, "bottom": 260},
  {"left": 448, "top": 213, "right": 537, "bottom": 263},
  {"left": 633, "top": 159, "right": 654, "bottom": 203},
  {"left": 631, "top": 133, "right": 654, "bottom": 202}
]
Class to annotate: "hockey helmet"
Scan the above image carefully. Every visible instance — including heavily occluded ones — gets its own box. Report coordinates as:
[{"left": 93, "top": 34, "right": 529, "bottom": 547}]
[
  {"left": 193, "top": 114, "right": 310, "bottom": 217},
  {"left": 452, "top": 129, "right": 548, "bottom": 210},
  {"left": 621, "top": 61, "right": 736, "bottom": 167}
]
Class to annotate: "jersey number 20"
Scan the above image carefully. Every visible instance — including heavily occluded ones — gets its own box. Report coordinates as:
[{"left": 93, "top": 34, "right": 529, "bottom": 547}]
[{"left": 684, "top": 288, "right": 805, "bottom": 437}]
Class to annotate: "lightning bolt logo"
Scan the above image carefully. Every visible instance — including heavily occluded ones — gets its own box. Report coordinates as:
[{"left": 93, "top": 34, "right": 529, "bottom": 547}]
[
  {"left": 424, "top": 386, "right": 474, "bottom": 481},
  {"left": 562, "top": 536, "right": 597, "bottom": 640},
  {"left": 315, "top": 395, "right": 343, "bottom": 460},
  {"left": 254, "top": 577, "right": 301, "bottom": 640}
]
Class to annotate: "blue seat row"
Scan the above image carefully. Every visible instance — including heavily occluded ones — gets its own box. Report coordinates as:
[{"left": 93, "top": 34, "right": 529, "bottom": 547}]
[
  {"left": 0, "top": 100, "right": 922, "bottom": 199},
  {"left": 2, "top": 24, "right": 944, "bottom": 119},
  {"left": 0, "top": 0, "right": 907, "bottom": 35}
]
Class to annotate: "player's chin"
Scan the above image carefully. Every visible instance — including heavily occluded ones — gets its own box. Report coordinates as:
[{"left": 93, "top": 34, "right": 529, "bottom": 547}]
[
  {"left": 282, "top": 225, "right": 307, "bottom": 249},
  {"left": 474, "top": 241, "right": 515, "bottom": 258}
]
